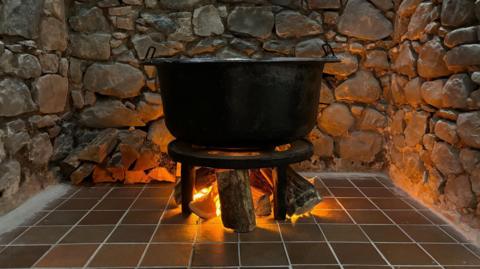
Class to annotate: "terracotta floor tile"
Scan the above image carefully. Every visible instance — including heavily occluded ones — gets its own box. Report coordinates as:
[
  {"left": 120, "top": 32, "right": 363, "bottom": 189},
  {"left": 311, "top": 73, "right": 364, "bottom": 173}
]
[
  {"left": 240, "top": 242, "right": 289, "bottom": 266},
  {"left": 13, "top": 226, "right": 70, "bottom": 245},
  {"left": 332, "top": 243, "right": 386, "bottom": 265},
  {"left": 338, "top": 198, "right": 377, "bottom": 209},
  {"left": 329, "top": 188, "right": 364, "bottom": 197},
  {"left": 36, "top": 244, "right": 98, "bottom": 268},
  {"left": 439, "top": 225, "right": 469, "bottom": 243},
  {"left": 0, "top": 227, "right": 27, "bottom": 244},
  {"left": 314, "top": 198, "right": 342, "bottom": 210},
  {"left": 418, "top": 210, "right": 448, "bottom": 225},
  {"left": 286, "top": 242, "right": 337, "bottom": 265},
  {"left": 131, "top": 198, "right": 170, "bottom": 210},
  {"left": 56, "top": 198, "right": 98, "bottom": 210},
  {"left": 351, "top": 179, "right": 384, "bottom": 187},
  {"left": 160, "top": 208, "right": 199, "bottom": 224},
  {"left": 191, "top": 243, "right": 239, "bottom": 266},
  {"left": 79, "top": 210, "right": 124, "bottom": 225},
  {"left": 43, "top": 199, "right": 67, "bottom": 210},
  {"left": 140, "top": 186, "right": 173, "bottom": 198},
  {"left": 122, "top": 210, "right": 163, "bottom": 224},
  {"left": 361, "top": 225, "right": 412, "bottom": 242},
  {"left": 141, "top": 243, "right": 192, "bottom": 267},
  {"left": 0, "top": 245, "right": 50, "bottom": 268},
  {"left": 376, "top": 243, "right": 437, "bottom": 265},
  {"left": 196, "top": 224, "right": 238, "bottom": 242},
  {"left": 89, "top": 244, "right": 146, "bottom": 267},
  {"left": 321, "top": 224, "right": 369, "bottom": 242},
  {"left": 344, "top": 267, "right": 391, "bottom": 269},
  {"left": 108, "top": 225, "right": 156, "bottom": 243},
  {"left": 313, "top": 210, "right": 353, "bottom": 224},
  {"left": 422, "top": 244, "right": 480, "bottom": 265},
  {"left": 280, "top": 214, "right": 316, "bottom": 224},
  {"left": 37, "top": 210, "right": 87, "bottom": 226},
  {"left": 360, "top": 187, "right": 396, "bottom": 197},
  {"left": 384, "top": 210, "right": 431, "bottom": 225},
  {"left": 106, "top": 188, "right": 142, "bottom": 198},
  {"left": 348, "top": 210, "right": 392, "bottom": 224},
  {"left": 322, "top": 178, "right": 353, "bottom": 187},
  {"left": 94, "top": 198, "right": 134, "bottom": 210},
  {"left": 280, "top": 224, "right": 325, "bottom": 241},
  {"left": 18, "top": 211, "right": 50, "bottom": 226},
  {"left": 371, "top": 198, "right": 413, "bottom": 209},
  {"left": 401, "top": 225, "right": 456, "bottom": 243},
  {"left": 152, "top": 225, "right": 197, "bottom": 242},
  {"left": 61, "top": 225, "right": 114, "bottom": 243},
  {"left": 316, "top": 187, "right": 332, "bottom": 197},
  {"left": 294, "top": 266, "right": 340, "bottom": 269},
  {"left": 239, "top": 224, "right": 281, "bottom": 241},
  {"left": 73, "top": 187, "right": 109, "bottom": 198}
]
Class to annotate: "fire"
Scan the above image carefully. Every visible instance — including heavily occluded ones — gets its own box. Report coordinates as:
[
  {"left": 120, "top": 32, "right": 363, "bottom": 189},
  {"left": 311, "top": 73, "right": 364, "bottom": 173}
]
[
  {"left": 191, "top": 184, "right": 222, "bottom": 218},
  {"left": 193, "top": 186, "right": 212, "bottom": 200}
]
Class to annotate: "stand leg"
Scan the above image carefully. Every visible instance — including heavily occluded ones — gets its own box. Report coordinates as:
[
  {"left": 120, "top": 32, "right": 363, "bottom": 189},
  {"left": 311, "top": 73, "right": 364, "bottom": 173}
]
[
  {"left": 273, "top": 165, "right": 287, "bottom": 220},
  {"left": 181, "top": 163, "right": 195, "bottom": 215}
]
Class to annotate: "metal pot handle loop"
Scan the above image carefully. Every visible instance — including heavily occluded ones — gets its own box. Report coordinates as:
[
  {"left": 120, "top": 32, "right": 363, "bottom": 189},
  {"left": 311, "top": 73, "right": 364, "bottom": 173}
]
[
  {"left": 145, "top": 46, "right": 156, "bottom": 61},
  {"left": 322, "top": 42, "right": 336, "bottom": 58}
]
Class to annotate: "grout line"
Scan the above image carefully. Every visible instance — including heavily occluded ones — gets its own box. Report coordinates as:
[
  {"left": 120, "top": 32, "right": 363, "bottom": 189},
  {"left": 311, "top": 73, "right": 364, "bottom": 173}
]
[
  {"left": 237, "top": 226, "right": 241, "bottom": 268},
  {"left": 275, "top": 221, "right": 292, "bottom": 269},
  {"left": 347, "top": 176, "right": 445, "bottom": 269},
  {"left": 81, "top": 184, "right": 148, "bottom": 269}
]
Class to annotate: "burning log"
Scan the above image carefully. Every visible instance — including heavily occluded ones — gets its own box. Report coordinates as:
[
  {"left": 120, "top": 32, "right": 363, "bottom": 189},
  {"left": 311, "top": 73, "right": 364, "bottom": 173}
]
[
  {"left": 148, "top": 167, "right": 176, "bottom": 183},
  {"left": 92, "top": 165, "right": 116, "bottom": 183},
  {"left": 216, "top": 169, "right": 256, "bottom": 232},
  {"left": 188, "top": 185, "right": 218, "bottom": 219},
  {"left": 195, "top": 167, "right": 216, "bottom": 191},
  {"left": 285, "top": 166, "right": 322, "bottom": 216}
]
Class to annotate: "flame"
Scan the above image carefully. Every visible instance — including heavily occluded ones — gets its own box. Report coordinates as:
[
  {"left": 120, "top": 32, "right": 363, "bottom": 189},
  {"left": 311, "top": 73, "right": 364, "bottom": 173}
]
[
  {"left": 193, "top": 186, "right": 212, "bottom": 200},
  {"left": 215, "top": 195, "right": 221, "bottom": 216},
  {"left": 192, "top": 185, "right": 222, "bottom": 217}
]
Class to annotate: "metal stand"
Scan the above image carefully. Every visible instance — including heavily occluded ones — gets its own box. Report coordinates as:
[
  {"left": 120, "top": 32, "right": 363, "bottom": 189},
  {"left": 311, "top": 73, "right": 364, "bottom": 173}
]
[{"left": 168, "top": 139, "right": 313, "bottom": 220}]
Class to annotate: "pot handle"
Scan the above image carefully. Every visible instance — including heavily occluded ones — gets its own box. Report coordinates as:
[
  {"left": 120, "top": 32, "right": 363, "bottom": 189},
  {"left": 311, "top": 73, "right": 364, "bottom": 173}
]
[
  {"left": 145, "top": 46, "right": 156, "bottom": 62},
  {"left": 322, "top": 42, "right": 336, "bottom": 58}
]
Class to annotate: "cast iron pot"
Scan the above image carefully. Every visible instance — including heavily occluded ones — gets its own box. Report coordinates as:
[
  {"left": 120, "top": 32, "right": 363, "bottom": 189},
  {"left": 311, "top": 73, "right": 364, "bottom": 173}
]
[{"left": 145, "top": 51, "right": 339, "bottom": 149}]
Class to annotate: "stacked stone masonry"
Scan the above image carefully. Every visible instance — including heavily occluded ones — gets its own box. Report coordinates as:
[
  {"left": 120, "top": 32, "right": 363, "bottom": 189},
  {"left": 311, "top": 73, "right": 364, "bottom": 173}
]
[{"left": 0, "top": 0, "right": 480, "bottom": 243}]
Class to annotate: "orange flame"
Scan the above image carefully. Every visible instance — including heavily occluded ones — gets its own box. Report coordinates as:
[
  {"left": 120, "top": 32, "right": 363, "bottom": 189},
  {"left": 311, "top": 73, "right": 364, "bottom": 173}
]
[{"left": 192, "top": 185, "right": 221, "bottom": 217}]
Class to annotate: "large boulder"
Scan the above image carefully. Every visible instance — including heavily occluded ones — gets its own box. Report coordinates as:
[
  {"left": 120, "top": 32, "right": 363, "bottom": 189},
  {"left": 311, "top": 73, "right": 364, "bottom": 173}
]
[
  {"left": 192, "top": 5, "right": 224, "bottom": 37},
  {"left": 39, "top": 17, "right": 68, "bottom": 52},
  {"left": 70, "top": 33, "right": 111, "bottom": 60},
  {"left": 0, "top": 0, "right": 44, "bottom": 39},
  {"left": 392, "top": 41, "right": 417, "bottom": 78},
  {"left": 275, "top": 10, "right": 322, "bottom": 38},
  {"left": 339, "top": 131, "right": 383, "bottom": 162},
  {"left": 434, "top": 120, "right": 459, "bottom": 145},
  {"left": 397, "top": 0, "right": 423, "bottom": 17},
  {"left": 444, "top": 174, "right": 476, "bottom": 209},
  {"left": 431, "top": 142, "right": 464, "bottom": 175},
  {"left": 335, "top": 70, "right": 381, "bottom": 104},
  {"left": 14, "top": 54, "right": 42, "bottom": 79},
  {"left": 441, "top": 0, "right": 476, "bottom": 27},
  {"left": 33, "top": 74, "right": 68, "bottom": 114},
  {"left": 445, "top": 45, "right": 480, "bottom": 68},
  {"left": 337, "top": 0, "right": 392, "bottom": 41},
  {"left": 421, "top": 79, "right": 446, "bottom": 108},
  {"left": 417, "top": 38, "right": 451, "bottom": 79},
  {"left": 457, "top": 112, "right": 480, "bottom": 149},
  {"left": 168, "top": 12, "right": 195, "bottom": 42},
  {"left": 405, "top": 2, "right": 439, "bottom": 40},
  {"left": 460, "top": 148, "right": 480, "bottom": 173},
  {"left": 0, "top": 78, "right": 36, "bottom": 117},
  {"left": 404, "top": 77, "right": 424, "bottom": 107},
  {"left": 227, "top": 6, "right": 274, "bottom": 39},
  {"left": 79, "top": 100, "right": 145, "bottom": 128},
  {"left": 69, "top": 7, "right": 110, "bottom": 33},
  {"left": 84, "top": 63, "right": 145, "bottom": 99},
  {"left": 444, "top": 26, "right": 480, "bottom": 48},
  {"left": 442, "top": 74, "right": 475, "bottom": 109},
  {"left": 318, "top": 103, "right": 354, "bottom": 137}
]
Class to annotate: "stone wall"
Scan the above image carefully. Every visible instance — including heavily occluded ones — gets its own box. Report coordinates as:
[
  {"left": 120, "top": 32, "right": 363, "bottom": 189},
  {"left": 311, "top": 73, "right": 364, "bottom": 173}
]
[{"left": 0, "top": 0, "right": 480, "bottom": 242}]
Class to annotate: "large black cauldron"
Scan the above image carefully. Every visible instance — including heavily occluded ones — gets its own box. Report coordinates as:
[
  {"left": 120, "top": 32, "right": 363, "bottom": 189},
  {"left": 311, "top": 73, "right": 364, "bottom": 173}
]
[{"left": 145, "top": 55, "right": 338, "bottom": 149}]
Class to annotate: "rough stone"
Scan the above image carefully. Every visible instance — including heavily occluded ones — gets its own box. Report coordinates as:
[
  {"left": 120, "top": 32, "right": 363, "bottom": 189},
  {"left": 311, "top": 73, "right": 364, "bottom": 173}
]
[
  {"left": 444, "top": 174, "right": 475, "bottom": 209},
  {"left": 335, "top": 70, "right": 381, "bottom": 104},
  {"left": 137, "top": 101, "right": 164, "bottom": 123},
  {"left": 417, "top": 38, "right": 451, "bottom": 79},
  {"left": 0, "top": 0, "right": 44, "bottom": 39},
  {"left": 29, "top": 115, "right": 59, "bottom": 129},
  {"left": 393, "top": 13, "right": 409, "bottom": 43},
  {"left": 141, "top": 13, "right": 176, "bottom": 34},
  {"left": 324, "top": 53, "right": 358, "bottom": 77},
  {"left": 397, "top": 0, "right": 423, "bottom": 17},
  {"left": 358, "top": 108, "right": 386, "bottom": 131},
  {"left": 457, "top": 112, "right": 480, "bottom": 149},
  {"left": 5, "top": 131, "right": 30, "bottom": 155},
  {"left": 39, "top": 17, "right": 68, "bottom": 52},
  {"left": 441, "top": 0, "right": 476, "bottom": 27},
  {"left": 309, "top": 128, "right": 334, "bottom": 157},
  {"left": 404, "top": 77, "right": 424, "bottom": 107},
  {"left": 263, "top": 40, "right": 293, "bottom": 55},
  {"left": 421, "top": 79, "right": 446, "bottom": 108},
  {"left": 227, "top": 7, "right": 274, "bottom": 39},
  {"left": 339, "top": 131, "right": 383, "bottom": 162},
  {"left": 168, "top": 12, "right": 195, "bottom": 42},
  {"left": 188, "top": 38, "right": 226, "bottom": 55},
  {"left": 369, "top": 0, "right": 393, "bottom": 11},
  {"left": 435, "top": 120, "right": 459, "bottom": 145},
  {"left": 70, "top": 33, "right": 111, "bottom": 60},
  {"left": 77, "top": 129, "right": 119, "bottom": 163},
  {"left": 445, "top": 45, "right": 480, "bottom": 68},
  {"left": 52, "top": 132, "right": 74, "bottom": 162},
  {"left": 431, "top": 142, "right": 464, "bottom": 175},
  {"left": 442, "top": 74, "right": 475, "bottom": 109},
  {"left": 319, "top": 82, "right": 334, "bottom": 104},
  {"left": 275, "top": 11, "right": 322, "bottom": 38},
  {"left": 84, "top": 63, "right": 145, "bottom": 99},
  {"left": 295, "top": 38, "right": 325, "bottom": 57},
  {"left": 0, "top": 160, "right": 21, "bottom": 198},
  {"left": 0, "top": 78, "right": 37, "bottom": 117},
  {"left": 29, "top": 133, "right": 53, "bottom": 165},
  {"left": 14, "top": 54, "right": 42, "bottom": 79},
  {"left": 39, "top": 54, "right": 59, "bottom": 74},
  {"left": 230, "top": 39, "right": 259, "bottom": 56},
  {"left": 308, "top": 0, "right": 341, "bottom": 9},
  {"left": 472, "top": 72, "right": 480, "bottom": 85},
  {"left": 405, "top": 2, "right": 439, "bottom": 40},
  {"left": 33, "top": 75, "right": 68, "bottom": 114},
  {"left": 337, "top": 0, "right": 392, "bottom": 41},
  {"left": 158, "top": 0, "right": 211, "bottom": 10},
  {"left": 393, "top": 41, "right": 417, "bottom": 78},
  {"left": 79, "top": 100, "right": 145, "bottom": 128},
  {"left": 132, "top": 35, "right": 184, "bottom": 59},
  {"left": 390, "top": 74, "right": 408, "bottom": 105},
  {"left": 404, "top": 111, "right": 429, "bottom": 147},
  {"left": 148, "top": 119, "right": 175, "bottom": 153},
  {"left": 391, "top": 110, "right": 405, "bottom": 135},
  {"left": 318, "top": 103, "right": 355, "bottom": 137},
  {"left": 476, "top": 0, "right": 480, "bottom": 21},
  {"left": 364, "top": 50, "right": 389, "bottom": 71},
  {"left": 193, "top": 5, "right": 224, "bottom": 37},
  {"left": 69, "top": 7, "right": 110, "bottom": 33},
  {"left": 444, "top": 26, "right": 479, "bottom": 48},
  {"left": 71, "top": 163, "right": 95, "bottom": 185},
  {"left": 460, "top": 148, "right": 480, "bottom": 174}
]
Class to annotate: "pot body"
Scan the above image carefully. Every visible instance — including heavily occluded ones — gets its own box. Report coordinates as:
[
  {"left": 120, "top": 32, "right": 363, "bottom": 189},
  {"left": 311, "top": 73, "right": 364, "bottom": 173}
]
[{"left": 151, "top": 58, "right": 334, "bottom": 148}]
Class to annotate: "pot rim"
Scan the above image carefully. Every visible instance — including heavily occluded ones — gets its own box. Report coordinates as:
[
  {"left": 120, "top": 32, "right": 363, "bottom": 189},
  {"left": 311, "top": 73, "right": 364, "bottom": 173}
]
[{"left": 143, "top": 56, "right": 340, "bottom": 65}]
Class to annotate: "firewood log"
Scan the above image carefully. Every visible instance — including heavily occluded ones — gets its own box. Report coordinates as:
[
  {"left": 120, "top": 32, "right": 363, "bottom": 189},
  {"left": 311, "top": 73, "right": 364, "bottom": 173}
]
[
  {"left": 92, "top": 165, "right": 115, "bottom": 183},
  {"left": 188, "top": 185, "right": 218, "bottom": 219},
  {"left": 250, "top": 169, "right": 273, "bottom": 194},
  {"left": 285, "top": 167, "right": 322, "bottom": 216},
  {"left": 216, "top": 169, "right": 256, "bottom": 232},
  {"left": 251, "top": 186, "right": 272, "bottom": 216}
]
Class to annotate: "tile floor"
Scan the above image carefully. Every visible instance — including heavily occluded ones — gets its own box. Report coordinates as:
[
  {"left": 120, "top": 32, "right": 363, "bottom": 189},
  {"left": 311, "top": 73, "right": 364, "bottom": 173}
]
[{"left": 0, "top": 174, "right": 479, "bottom": 269}]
